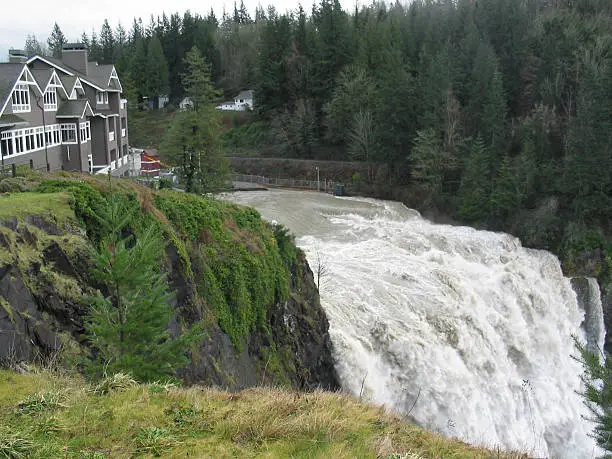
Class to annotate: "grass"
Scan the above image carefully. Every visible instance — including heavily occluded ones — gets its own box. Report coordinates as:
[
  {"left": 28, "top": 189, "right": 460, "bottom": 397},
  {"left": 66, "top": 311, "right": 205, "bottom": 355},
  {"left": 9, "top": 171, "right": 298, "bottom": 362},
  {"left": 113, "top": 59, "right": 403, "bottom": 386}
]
[
  {"left": 0, "top": 369, "right": 526, "bottom": 458},
  {"left": 0, "top": 192, "right": 75, "bottom": 224}
]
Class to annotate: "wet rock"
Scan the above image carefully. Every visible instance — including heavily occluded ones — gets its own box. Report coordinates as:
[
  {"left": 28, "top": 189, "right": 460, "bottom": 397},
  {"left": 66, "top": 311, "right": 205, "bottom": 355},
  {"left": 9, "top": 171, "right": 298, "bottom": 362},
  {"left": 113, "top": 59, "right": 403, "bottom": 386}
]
[
  {"left": 0, "top": 217, "right": 18, "bottom": 232},
  {"left": 19, "top": 225, "right": 37, "bottom": 246},
  {"left": 43, "top": 241, "right": 77, "bottom": 278},
  {"left": 0, "top": 231, "right": 10, "bottom": 249},
  {"left": 25, "top": 215, "right": 62, "bottom": 236}
]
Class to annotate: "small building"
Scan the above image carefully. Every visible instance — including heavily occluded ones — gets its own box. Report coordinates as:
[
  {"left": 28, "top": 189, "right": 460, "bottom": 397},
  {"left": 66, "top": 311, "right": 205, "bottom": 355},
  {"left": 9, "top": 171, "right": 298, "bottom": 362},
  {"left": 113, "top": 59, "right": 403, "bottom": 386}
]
[
  {"left": 140, "top": 149, "right": 161, "bottom": 177},
  {"left": 179, "top": 97, "right": 193, "bottom": 111},
  {"left": 216, "top": 89, "right": 254, "bottom": 111}
]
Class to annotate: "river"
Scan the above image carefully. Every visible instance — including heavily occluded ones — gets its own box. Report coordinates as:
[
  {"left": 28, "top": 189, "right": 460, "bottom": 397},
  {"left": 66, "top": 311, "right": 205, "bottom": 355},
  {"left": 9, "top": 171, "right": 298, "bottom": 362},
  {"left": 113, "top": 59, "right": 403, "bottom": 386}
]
[{"left": 223, "top": 189, "right": 602, "bottom": 458}]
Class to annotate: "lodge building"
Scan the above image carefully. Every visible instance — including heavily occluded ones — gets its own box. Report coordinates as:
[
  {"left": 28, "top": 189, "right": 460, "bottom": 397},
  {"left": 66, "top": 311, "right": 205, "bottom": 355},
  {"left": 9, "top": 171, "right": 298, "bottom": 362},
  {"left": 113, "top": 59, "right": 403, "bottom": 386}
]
[{"left": 0, "top": 44, "right": 129, "bottom": 174}]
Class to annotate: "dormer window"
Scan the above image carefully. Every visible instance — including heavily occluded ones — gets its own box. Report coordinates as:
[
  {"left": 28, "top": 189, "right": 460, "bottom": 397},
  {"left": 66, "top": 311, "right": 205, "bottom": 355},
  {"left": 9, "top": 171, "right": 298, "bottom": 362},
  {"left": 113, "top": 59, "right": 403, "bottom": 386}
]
[
  {"left": 96, "top": 91, "right": 108, "bottom": 105},
  {"left": 44, "top": 87, "right": 57, "bottom": 111},
  {"left": 11, "top": 83, "right": 30, "bottom": 113}
]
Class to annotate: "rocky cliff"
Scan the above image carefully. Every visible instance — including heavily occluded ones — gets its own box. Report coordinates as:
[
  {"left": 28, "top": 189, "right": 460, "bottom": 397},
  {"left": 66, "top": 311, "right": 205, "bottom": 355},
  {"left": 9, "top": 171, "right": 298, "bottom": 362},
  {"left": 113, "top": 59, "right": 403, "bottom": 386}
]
[{"left": 0, "top": 174, "right": 338, "bottom": 390}]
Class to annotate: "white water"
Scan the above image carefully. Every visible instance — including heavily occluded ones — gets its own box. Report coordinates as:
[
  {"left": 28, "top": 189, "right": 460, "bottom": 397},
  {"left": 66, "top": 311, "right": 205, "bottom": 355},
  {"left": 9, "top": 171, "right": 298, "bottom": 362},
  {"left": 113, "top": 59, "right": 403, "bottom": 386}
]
[{"left": 225, "top": 189, "right": 603, "bottom": 458}]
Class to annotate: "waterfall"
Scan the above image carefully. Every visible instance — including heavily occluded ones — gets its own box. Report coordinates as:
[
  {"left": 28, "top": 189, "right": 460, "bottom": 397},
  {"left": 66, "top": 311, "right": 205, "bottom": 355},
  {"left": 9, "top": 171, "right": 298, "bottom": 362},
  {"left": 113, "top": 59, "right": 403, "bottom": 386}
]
[
  {"left": 225, "top": 190, "right": 603, "bottom": 458},
  {"left": 572, "top": 277, "right": 606, "bottom": 354}
]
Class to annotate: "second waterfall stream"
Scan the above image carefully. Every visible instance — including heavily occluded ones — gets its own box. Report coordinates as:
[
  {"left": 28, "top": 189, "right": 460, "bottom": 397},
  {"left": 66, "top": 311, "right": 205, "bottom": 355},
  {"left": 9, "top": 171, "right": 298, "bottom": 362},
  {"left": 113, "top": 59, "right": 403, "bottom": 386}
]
[{"left": 225, "top": 189, "right": 602, "bottom": 458}]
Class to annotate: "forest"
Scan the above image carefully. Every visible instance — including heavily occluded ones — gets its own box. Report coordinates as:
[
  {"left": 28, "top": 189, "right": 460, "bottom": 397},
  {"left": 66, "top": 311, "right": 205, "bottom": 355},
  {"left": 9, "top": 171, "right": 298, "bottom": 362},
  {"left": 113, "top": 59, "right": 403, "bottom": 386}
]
[{"left": 27, "top": 0, "right": 611, "bottom": 259}]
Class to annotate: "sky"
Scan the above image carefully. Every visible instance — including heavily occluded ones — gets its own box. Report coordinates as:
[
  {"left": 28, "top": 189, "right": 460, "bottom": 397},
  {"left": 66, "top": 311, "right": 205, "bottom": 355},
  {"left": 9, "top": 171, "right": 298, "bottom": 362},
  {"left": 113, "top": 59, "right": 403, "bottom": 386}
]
[{"left": 0, "top": 0, "right": 356, "bottom": 62}]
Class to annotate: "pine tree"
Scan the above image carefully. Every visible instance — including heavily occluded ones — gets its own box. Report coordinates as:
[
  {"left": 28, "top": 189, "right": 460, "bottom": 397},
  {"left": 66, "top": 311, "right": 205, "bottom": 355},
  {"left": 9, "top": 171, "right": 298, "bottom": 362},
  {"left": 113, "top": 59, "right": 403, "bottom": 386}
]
[
  {"left": 24, "top": 35, "right": 44, "bottom": 57},
  {"left": 80, "top": 32, "right": 90, "bottom": 50},
  {"left": 161, "top": 110, "right": 229, "bottom": 193},
  {"left": 574, "top": 338, "right": 612, "bottom": 453},
  {"left": 47, "top": 22, "right": 66, "bottom": 58},
  {"left": 162, "top": 47, "right": 228, "bottom": 192},
  {"left": 100, "top": 19, "right": 115, "bottom": 64},
  {"left": 458, "top": 137, "right": 492, "bottom": 222},
  {"left": 490, "top": 155, "right": 522, "bottom": 222},
  {"left": 182, "top": 46, "right": 220, "bottom": 109},
  {"left": 411, "top": 128, "right": 456, "bottom": 205},
  {"left": 130, "top": 38, "right": 148, "bottom": 102},
  {"left": 85, "top": 193, "right": 202, "bottom": 382},
  {"left": 145, "top": 36, "right": 169, "bottom": 107},
  {"left": 89, "top": 30, "right": 102, "bottom": 62}
]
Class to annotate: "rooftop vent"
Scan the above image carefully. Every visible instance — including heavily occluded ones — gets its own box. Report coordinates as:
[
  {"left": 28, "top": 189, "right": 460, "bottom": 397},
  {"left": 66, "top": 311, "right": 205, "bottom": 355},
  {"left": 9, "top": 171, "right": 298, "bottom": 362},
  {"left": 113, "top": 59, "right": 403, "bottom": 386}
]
[{"left": 8, "top": 49, "right": 27, "bottom": 64}]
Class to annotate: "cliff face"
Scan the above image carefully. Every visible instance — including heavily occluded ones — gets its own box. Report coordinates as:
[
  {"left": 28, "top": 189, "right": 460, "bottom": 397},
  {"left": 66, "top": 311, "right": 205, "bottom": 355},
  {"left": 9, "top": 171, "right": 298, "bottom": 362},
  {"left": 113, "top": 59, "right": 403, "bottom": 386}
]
[{"left": 0, "top": 176, "right": 339, "bottom": 390}]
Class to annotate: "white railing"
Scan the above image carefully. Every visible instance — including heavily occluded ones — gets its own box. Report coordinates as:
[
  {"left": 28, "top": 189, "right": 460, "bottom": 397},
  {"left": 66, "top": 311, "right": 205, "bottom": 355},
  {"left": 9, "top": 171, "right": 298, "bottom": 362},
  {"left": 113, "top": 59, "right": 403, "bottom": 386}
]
[
  {"left": 109, "top": 131, "right": 115, "bottom": 142},
  {"left": 121, "top": 128, "right": 126, "bottom": 137}
]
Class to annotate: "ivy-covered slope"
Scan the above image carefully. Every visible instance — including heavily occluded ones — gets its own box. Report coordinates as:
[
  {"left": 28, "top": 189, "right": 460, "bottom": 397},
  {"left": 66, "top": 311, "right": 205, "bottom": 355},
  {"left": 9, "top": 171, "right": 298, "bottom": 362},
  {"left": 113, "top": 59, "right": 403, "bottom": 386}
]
[{"left": 0, "top": 173, "right": 338, "bottom": 390}]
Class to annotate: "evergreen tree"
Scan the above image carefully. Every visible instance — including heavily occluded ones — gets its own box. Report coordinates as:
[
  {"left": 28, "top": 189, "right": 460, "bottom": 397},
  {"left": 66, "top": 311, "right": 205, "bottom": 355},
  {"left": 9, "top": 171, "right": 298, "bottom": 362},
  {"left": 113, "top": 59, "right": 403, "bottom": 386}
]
[
  {"left": 47, "top": 22, "right": 66, "bottom": 58},
  {"left": 574, "top": 339, "right": 612, "bottom": 453},
  {"left": 411, "top": 128, "right": 456, "bottom": 206},
  {"left": 100, "top": 19, "right": 115, "bottom": 64},
  {"left": 130, "top": 38, "right": 148, "bottom": 102},
  {"left": 458, "top": 137, "right": 491, "bottom": 222},
  {"left": 145, "top": 35, "right": 169, "bottom": 107},
  {"left": 89, "top": 30, "right": 102, "bottom": 62},
  {"left": 85, "top": 193, "right": 201, "bottom": 382},
  {"left": 181, "top": 46, "right": 220, "bottom": 109},
  {"left": 162, "top": 47, "right": 228, "bottom": 192},
  {"left": 24, "top": 35, "right": 45, "bottom": 57},
  {"left": 80, "top": 32, "right": 90, "bottom": 50}
]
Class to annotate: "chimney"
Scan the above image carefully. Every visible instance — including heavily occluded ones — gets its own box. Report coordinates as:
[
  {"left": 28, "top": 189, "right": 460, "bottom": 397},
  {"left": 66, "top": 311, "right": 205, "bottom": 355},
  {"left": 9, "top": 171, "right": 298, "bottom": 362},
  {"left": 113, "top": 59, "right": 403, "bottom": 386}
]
[
  {"left": 8, "top": 49, "right": 27, "bottom": 64},
  {"left": 62, "top": 43, "right": 88, "bottom": 75}
]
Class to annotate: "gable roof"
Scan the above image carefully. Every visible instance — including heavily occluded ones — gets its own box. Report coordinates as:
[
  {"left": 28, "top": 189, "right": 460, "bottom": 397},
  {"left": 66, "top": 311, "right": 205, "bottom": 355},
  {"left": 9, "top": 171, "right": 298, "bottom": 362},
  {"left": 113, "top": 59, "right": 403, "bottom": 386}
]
[
  {"left": 0, "top": 64, "right": 26, "bottom": 114},
  {"left": 86, "top": 63, "right": 120, "bottom": 92},
  {"left": 27, "top": 55, "right": 110, "bottom": 92},
  {"left": 30, "top": 69, "right": 53, "bottom": 92},
  {"left": 0, "top": 64, "right": 42, "bottom": 118},
  {"left": 236, "top": 90, "right": 254, "bottom": 100},
  {"left": 56, "top": 99, "right": 94, "bottom": 119}
]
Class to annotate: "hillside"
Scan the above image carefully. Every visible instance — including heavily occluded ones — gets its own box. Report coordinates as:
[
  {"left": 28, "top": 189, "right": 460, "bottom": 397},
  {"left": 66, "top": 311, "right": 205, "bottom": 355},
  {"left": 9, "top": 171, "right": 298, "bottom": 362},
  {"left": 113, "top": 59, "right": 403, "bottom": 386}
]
[
  {"left": 0, "top": 171, "right": 336, "bottom": 390},
  {"left": 0, "top": 369, "right": 526, "bottom": 458}
]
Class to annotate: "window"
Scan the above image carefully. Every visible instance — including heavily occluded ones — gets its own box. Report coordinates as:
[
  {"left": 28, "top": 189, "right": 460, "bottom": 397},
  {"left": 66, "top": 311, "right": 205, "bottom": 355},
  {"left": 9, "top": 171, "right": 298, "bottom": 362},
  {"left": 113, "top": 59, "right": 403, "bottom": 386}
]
[
  {"left": 61, "top": 124, "right": 77, "bottom": 144},
  {"left": 35, "top": 127, "right": 44, "bottom": 149},
  {"left": 43, "top": 87, "right": 57, "bottom": 111},
  {"left": 11, "top": 83, "right": 30, "bottom": 112},
  {"left": 96, "top": 91, "right": 108, "bottom": 105},
  {"left": 1, "top": 132, "right": 14, "bottom": 157},
  {"left": 79, "top": 121, "right": 91, "bottom": 143},
  {"left": 45, "top": 125, "right": 61, "bottom": 147}
]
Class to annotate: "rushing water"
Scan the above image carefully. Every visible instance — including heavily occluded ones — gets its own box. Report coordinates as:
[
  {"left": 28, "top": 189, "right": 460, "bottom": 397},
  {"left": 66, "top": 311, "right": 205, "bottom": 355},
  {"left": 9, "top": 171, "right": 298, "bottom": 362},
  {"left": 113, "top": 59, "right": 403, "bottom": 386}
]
[{"left": 224, "top": 189, "right": 602, "bottom": 458}]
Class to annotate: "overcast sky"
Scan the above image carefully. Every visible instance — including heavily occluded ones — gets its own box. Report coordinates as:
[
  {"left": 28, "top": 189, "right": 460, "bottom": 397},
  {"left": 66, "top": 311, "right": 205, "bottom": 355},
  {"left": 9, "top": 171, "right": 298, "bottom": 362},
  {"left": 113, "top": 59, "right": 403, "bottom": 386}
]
[{"left": 0, "top": 0, "right": 357, "bottom": 63}]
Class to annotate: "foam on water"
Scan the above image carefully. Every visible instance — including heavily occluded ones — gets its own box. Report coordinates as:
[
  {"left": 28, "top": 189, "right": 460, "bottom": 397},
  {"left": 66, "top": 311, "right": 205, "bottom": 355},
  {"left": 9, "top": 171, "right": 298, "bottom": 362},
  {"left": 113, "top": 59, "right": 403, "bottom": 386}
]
[{"left": 225, "top": 190, "right": 602, "bottom": 458}]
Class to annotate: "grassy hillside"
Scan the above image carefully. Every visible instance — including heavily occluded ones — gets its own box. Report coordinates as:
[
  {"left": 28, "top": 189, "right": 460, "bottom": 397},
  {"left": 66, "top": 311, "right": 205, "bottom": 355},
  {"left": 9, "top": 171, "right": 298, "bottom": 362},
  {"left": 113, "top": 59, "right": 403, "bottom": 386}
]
[
  {"left": 0, "top": 171, "right": 337, "bottom": 389},
  {"left": 0, "top": 369, "right": 525, "bottom": 458}
]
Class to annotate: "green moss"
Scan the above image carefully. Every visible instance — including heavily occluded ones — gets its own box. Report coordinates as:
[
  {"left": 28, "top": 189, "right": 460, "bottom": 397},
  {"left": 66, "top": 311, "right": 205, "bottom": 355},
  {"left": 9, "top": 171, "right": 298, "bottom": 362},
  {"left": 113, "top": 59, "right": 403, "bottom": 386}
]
[
  {"left": 0, "top": 192, "right": 75, "bottom": 225},
  {"left": 155, "top": 191, "right": 292, "bottom": 349},
  {"left": 0, "top": 297, "right": 15, "bottom": 324}
]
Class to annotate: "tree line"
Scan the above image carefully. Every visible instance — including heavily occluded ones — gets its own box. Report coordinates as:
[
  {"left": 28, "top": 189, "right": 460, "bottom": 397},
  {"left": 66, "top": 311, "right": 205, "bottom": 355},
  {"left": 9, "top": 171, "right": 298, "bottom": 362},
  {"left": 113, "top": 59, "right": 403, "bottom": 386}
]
[{"left": 32, "top": 0, "right": 611, "bottom": 244}]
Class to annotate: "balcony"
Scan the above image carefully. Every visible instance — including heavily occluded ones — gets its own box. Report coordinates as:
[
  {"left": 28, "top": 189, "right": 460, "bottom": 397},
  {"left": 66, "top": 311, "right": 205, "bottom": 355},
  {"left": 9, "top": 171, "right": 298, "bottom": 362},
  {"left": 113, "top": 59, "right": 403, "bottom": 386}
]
[
  {"left": 121, "top": 128, "right": 126, "bottom": 138},
  {"left": 109, "top": 131, "right": 115, "bottom": 142}
]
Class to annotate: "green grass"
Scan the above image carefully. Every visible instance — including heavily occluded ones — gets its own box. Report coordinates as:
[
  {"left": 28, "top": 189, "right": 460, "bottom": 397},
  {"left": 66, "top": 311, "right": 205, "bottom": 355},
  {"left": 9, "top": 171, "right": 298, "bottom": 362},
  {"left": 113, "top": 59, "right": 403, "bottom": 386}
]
[
  {"left": 0, "top": 369, "right": 527, "bottom": 458},
  {"left": 0, "top": 192, "right": 75, "bottom": 224}
]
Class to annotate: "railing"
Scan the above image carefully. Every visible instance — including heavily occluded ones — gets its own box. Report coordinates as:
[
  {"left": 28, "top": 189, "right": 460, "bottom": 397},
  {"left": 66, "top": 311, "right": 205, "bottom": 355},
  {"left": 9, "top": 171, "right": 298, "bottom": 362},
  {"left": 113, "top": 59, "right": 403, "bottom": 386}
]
[
  {"left": 109, "top": 131, "right": 115, "bottom": 142},
  {"left": 232, "top": 173, "right": 336, "bottom": 193}
]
